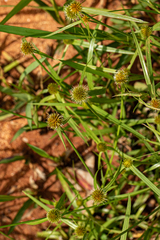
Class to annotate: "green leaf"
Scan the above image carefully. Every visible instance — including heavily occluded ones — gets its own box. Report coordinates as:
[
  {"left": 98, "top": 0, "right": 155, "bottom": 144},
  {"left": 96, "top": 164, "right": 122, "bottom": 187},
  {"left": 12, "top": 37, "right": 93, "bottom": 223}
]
[
  {"left": 130, "top": 165, "right": 160, "bottom": 197},
  {"left": 8, "top": 199, "right": 33, "bottom": 234},
  {"left": 0, "top": 108, "right": 32, "bottom": 120},
  {"left": 56, "top": 168, "right": 77, "bottom": 208},
  {"left": 11, "top": 127, "right": 26, "bottom": 142},
  {"left": 23, "top": 191, "right": 50, "bottom": 211},
  {"left": 19, "top": 57, "right": 46, "bottom": 86},
  {"left": 27, "top": 143, "right": 58, "bottom": 162},
  {"left": 89, "top": 87, "right": 106, "bottom": 96},
  {"left": 120, "top": 196, "right": 131, "bottom": 240},
  {"left": 43, "top": 20, "right": 82, "bottom": 38},
  {"left": 0, "top": 155, "right": 24, "bottom": 164},
  {"left": 56, "top": 193, "right": 66, "bottom": 210},
  {"left": 130, "top": 24, "right": 154, "bottom": 98},
  {"left": 27, "top": 218, "right": 48, "bottom": 225},
  {"left": 62, "top": 60, "right": 115, "bottom": 78},
  {"left": 26, "top": 103, "right": 32, "bottom": 130},
  {"left": 72, "top": 40, "right": 134, "bottom": 55},
  {"left": 1, "top": 0, "right": 32, "bottom": 24},
  {"left": 0, "top": 231, "right": 14, "bottom": 240},
  {"left": 144, "top": 162, "right": 160, "bottom": 173},
  {"left": 82, "top": 7, "right": 148, "bottom": 23},
  {"left": 0, "top": 24, "right": 86, "bottom": 39},
  {"left": 0, "top": 195, "right": 24, "bottom": 202},
  {"left": 153, "top": 21, "right": 160, "bottom": 31}
]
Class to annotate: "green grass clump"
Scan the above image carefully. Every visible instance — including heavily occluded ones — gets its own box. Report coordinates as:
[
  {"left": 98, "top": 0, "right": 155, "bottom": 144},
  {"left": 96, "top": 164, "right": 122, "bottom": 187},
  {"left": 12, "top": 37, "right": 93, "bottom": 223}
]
[{"left": 0, "top": 0, "right": 160, "bottom": 239}]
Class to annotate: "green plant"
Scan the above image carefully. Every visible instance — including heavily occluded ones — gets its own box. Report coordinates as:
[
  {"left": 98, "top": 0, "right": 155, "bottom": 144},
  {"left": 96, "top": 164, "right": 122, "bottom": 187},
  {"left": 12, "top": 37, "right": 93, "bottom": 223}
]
[{"left": 0, "top": 0, "right": 160, "bottom": 239}]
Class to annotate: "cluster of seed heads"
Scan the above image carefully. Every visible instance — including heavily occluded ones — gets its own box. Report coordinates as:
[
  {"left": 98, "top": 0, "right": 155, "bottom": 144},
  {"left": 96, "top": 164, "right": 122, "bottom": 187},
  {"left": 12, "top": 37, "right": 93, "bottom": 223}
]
[
  {"left": 47, "top": 208, "right": 61, "bottom": 223},
  {"left": 91, "top": 188, "right": 107, "bottom": 204},
  {"left": 75, "top": 226, "right": 86, "bottom": 238},
  {"left": 47, "top": 112, "right": 63, "bottom": 130},
  {"left": 155, "top": 115, "right": 160, "bottom": 124},
  {"left": 114, "top": 68, "right": 130, "bottom": 85},
  {"left": 71, "top": 85, "right": 88, "bottom": 104},
  {"left": 97, "top": 142, "right": 107, "bottom": 152},
  {"left": 123, "top": 158, "right": 132, "bottom": 168},
  {"left": 150, "top": 99, "right": 160, "bottom": 109},
  {"left": 21, "top": 41, "right": 34, "bottom": 55},
  {"left": 141, "top": 25, "right": 152, "bottom": 39},
  {"left": 64, "top": 1, "right": 89, "bottom": 22},
  {"left": 47, "top": 83, "right": 59, "bottom": 95}
]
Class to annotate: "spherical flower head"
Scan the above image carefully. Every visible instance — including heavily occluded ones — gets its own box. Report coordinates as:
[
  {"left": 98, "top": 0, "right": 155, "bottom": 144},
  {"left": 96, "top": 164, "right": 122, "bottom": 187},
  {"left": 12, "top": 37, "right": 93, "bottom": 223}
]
[
  {"left": 114, "top": 68, "right": 130, "bottom": 85},
  {"left": 82, "top": 15, "right": 89, "bottom": 23},
  {"left": 47, "top": 112, "right": 63, "bottom": 130},
  {"left": 75, "top": 226, "right": 86, "bottom": 238},
  {"left": 97, "top": 142, "right": 107, "bottom": 152},
  {"left": 123, "top": 158, "right": 132, "bottom": 168},
  {"left": 64, "top": 1, "right": 82, "bottom": 21},
  {"left": 141, "top": 25, "right": 152, "bottom": 39},
  {"left": 70, "top": 1, "right": 82, "bottom": 14},
  {"left": 91, "top": 188, "right": 106, "bottom": 204},
  {"left": 150, "top": 99, "right": 160, "bottom": 109},
  {"left": 47, "top": 83, "right": 59, "bottom": 95},
  {"left": 21, "top": 41, "right": 34, "bottom": 55},
  {"left": 63, "top": 39, "right": 74, "bottom": 45},
  {"left": 71, "top": 85, "right": 88, "bottom": 104},
  {"left": 155, "top": 115, "right": 160, "bottom": 124},
  {"left": 47, "top": 208, "right": 61, "bottom": 223},
  {"left": 76, "top": 199, "right": 83, "bottom": 207}
]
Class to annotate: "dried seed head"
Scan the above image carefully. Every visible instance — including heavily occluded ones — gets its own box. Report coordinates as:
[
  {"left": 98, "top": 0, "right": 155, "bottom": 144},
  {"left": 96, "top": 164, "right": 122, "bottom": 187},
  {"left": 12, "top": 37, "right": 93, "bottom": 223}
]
[
  {"left": 114, "top": 68, "right": 130, "bottom": 85},
  {"left": 47, "top": 83, "right": 59, "bottom": 95},
  {"left": 71, "top": 85, "right": 88, "bottom": 104},
  {"left": 150, "top": 99, "right": 160, "bottom": 109},
  {"left": 76, "top": 199, "right": 83, "bottom": 207},
  {"left": 155, "top": 115, "right": 160, "bottom": 124},
  {"left": 141, "top": 25, "right": 152, "bottom": 39},
  {"left": 47, "top": 112, "right": 63, "bottom": 130},
  {"left": 123, "top": 158, "right": 132, "bottom": 168},
  {"left": 47, "top": 208, "right": 61, "bottom": 223},
  {"left": 97, "top": 142, "right": 107, "bottom": 152},
  {"left": 21, "top": 41, "right": 34, "bottom": 55},
  {"left": 75, "top": 226, "right": 86, "bottom": 238},
  {"left": 91, "top": 188, "right": 106, "bottom": 204},
  {"left": 63, "top": 39, "right": 74, "bottom": 45},
  {"left": 64, "top": 1, "right": 82, "bottom": 21}
]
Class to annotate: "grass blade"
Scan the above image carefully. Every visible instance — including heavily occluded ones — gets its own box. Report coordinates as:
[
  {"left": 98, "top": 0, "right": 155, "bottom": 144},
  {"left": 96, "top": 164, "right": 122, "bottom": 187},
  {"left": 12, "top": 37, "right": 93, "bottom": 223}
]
[
  {"left": 120, "top": 196, "right": 131, "bottom": 240},
  {"left": 130, "top": 165, "right": 160, "bottom": 197},
  {"left": 82, "top": 7, "right": 148, "bottom": 23},
  {"left": 1, "top": 0, "right": 32, "bottom": 24}
]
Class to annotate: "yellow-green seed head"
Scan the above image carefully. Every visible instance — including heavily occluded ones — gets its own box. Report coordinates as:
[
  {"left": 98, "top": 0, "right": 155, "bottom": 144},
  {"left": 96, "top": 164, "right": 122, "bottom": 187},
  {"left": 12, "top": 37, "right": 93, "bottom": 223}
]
[
  {"left": 75, "top": 226, "right": 86, "bottom": 238},
  {"left": 76, "top": 199, "right": 83, "bottom": 207},
  {"left": 47, "top": 112, "right": 63, "bottom": 130},
  {"left": 155, "top": 115, "right": 160, "bottom": 124},
  {"left": 21, "top": 42, "right": 34, "bottom": 55},
  {"left": 97, "top": 142, "right": 107, "bottom": 152},
  {"left": 64, "top": 1, "right": 82, "bottom": 21},
  {"left": 91, "top": 188, "right": 106, "bottom": 204},
  {"left": 82, "top": 15, "right": 89, "bottom": 23},
  {"left": 141, "top": 26, "right": 152, "bottom": 39},
  {"left": 150, "top": 99, "right": 160, "bottom": 109},
  {"left": 63, "top": 39, "right": 74, "bottom": 45},
  {"left": 123, "top": 159, "right": 132, "bottom": 168},
  {"left": 70, "top": 1, "right": 82, "bottom": 14},
  {"left": 71, "top": 85, "right": 88, "bottom": 104},
  {"left": 47, "top": 83, "right": 59, "bottom": 95},
  {"left": 47, "top": 208, "right": 61, "bottom": 223},
  {"left": 114, "top": 68, "right": 130, "bottom": 85}
]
